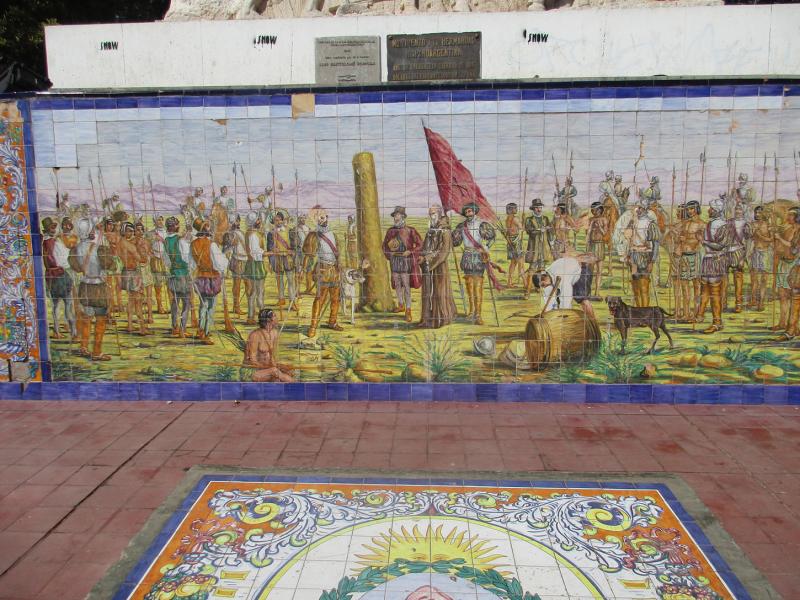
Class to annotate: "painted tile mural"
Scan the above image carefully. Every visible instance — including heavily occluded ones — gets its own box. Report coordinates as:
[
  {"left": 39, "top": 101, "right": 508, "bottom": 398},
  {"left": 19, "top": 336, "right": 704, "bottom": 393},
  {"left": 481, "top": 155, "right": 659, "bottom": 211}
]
[
  {"left": 24, "top": 85, "right": 800, "bottom": 384},
  {"left": 0, "top": 101, "right": 42, "bottom": 382},
  {"left": 115, "top": 478, "right": 748, "bottom": 600}
]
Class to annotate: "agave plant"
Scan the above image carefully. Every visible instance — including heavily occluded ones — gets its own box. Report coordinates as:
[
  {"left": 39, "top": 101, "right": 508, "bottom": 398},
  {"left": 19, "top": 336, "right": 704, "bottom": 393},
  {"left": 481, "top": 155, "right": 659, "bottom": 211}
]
[
  {"left": 402, "top": 334, "right": 467, "bottom": 382},
  {"left": 330, "top": 343, "right": 360, "bottom": 371}
]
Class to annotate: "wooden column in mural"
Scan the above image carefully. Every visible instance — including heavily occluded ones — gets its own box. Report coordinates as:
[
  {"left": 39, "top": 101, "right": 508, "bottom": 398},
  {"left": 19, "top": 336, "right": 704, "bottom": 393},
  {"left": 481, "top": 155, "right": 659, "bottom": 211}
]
[{"left": 352, "top": 152, "right": 393, "bottom": 312}]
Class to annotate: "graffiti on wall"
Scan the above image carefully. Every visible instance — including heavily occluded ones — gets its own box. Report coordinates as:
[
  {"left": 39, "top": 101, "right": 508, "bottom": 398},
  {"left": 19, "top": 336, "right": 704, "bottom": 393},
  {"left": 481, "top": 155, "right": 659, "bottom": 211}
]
[
  {"left": 20, "top": 86, "right": 800, "bottom": 384},
  {"left": 0, "top": 102, "right": 41, "bottom": 382}
]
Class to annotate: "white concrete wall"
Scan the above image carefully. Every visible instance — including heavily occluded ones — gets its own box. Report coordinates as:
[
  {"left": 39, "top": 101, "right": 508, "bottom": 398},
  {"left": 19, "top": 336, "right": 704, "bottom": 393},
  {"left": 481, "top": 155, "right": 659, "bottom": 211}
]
[{"left": 45, "top": 4, "right": 800, "bottom": 90}]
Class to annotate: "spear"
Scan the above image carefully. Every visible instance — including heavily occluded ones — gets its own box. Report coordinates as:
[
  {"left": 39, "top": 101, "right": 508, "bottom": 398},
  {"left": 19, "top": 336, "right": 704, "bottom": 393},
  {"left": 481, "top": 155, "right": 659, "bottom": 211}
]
[
  {"left": 726, "top": 150, "right": 732, "bottom": 211},
  {"left": 551, "top": 154, "right": 561, "bottom": 205},
  {"left": 209, "top": 165, "right": 216, "bottom": 201},
  {"left": 771, "top": 153, "right": 780, "bottom": 326},
  {"left": 699, "top": 149, "right": 707, "bottom": 207},
  {"left": 232, "top": 162, "right": 238, "bottom": 214},
  {"left": 147, "top": 174, "right": 157, "bottom": 215},
  {"left": 794, "top": 150, "right": 800, "bottom": 195},
  {"left": 88, "top": 169, "right": 99, "bottom": 213},
  {"left": 127, "top": 168, "right": 137, "bottom": 221},
  {"left": 759, "top": 153, "right": 767, "bottom": 207},
  {"left": 240, "top": 165, "right": 252, "bottom": 208},
  {"left": 669, "top": 163, "right": 676, "bottom": 314},
  {"left": 52, "top": 168, "right": 61, "bottom": 211},
  {"left": 520, "top": 167, "right": 529, "bottom": 284}
]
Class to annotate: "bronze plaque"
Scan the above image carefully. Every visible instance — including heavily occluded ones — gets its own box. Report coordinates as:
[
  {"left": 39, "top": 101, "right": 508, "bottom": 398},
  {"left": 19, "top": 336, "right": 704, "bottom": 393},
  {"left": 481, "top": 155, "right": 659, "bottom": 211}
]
[{"left": 387, "top": 32, "right": 481, "bottom": 82}]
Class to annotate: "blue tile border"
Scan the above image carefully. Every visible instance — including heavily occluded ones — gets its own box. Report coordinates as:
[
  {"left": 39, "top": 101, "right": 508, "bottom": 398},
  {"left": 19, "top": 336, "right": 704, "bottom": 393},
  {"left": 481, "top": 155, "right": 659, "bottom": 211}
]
[
  {"left": 1, "top": 382, "right": 798, "bottom": 403},
  {"left": 110, "top": 475, "right": 751, "bottom": 600}
]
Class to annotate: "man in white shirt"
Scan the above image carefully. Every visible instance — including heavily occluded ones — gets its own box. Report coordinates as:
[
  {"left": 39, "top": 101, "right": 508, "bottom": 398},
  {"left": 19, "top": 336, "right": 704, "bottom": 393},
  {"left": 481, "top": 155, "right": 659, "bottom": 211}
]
[{"left": 531, "top": 253, "right": 598, "bottom": 321}]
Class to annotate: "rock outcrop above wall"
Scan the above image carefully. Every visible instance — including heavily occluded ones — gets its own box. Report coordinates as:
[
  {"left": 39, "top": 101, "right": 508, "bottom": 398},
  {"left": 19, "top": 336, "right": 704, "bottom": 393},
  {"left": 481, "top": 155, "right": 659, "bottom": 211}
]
[{"left": 163, "top": 0, "right": 721, "bottom": 20}]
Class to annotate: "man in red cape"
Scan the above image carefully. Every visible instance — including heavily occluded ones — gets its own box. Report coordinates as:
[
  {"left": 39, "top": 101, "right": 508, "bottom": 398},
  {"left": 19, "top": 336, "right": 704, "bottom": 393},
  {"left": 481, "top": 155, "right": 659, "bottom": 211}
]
[{"left": 382, "top": 206, "right": 422, "bottom": 322}]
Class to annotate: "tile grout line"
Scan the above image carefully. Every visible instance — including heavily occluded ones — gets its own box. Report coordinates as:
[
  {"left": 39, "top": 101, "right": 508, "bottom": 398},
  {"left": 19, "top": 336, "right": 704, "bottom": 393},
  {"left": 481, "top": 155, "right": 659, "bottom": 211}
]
[{"left": 0, "top": 401, "right": 195, "bottom": 580}]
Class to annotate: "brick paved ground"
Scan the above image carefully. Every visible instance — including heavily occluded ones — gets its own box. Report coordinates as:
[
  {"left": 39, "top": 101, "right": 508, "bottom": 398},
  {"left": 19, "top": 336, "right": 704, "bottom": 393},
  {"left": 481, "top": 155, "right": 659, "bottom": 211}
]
[{"left": 0, "top": 400, "right": 798, "bottom": 599}]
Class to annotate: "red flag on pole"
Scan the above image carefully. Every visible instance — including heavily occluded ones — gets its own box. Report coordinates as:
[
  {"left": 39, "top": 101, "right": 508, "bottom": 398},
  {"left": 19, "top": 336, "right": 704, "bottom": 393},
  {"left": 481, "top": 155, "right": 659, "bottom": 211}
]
[{"left": 423, "top": 127, "right": 497, "bottom": 223}]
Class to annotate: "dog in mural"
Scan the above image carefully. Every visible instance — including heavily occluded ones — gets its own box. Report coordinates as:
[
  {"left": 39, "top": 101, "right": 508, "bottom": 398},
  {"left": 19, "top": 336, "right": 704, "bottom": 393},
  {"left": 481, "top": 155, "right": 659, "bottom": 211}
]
[
  {"left": 605, "top": 296, "right": 674, "bottom": 355},
  {"left": 340, "top": 260, "right": 370, "bottom": 324}
]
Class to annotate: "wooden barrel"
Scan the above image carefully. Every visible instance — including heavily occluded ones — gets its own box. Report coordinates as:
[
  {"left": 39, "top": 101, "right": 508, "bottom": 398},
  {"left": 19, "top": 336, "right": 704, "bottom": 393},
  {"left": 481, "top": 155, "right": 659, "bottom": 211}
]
[{"left": 525, "top": 309, "right": 601, "bottom": 371}]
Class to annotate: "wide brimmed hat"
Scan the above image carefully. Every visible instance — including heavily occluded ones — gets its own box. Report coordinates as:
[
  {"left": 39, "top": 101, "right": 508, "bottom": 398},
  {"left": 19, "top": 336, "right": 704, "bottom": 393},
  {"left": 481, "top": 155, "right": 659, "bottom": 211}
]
[
  {"left": 391, "top": 206, "right": 407, "bottom": 218},
  {"left": 473, "top": 336, "right": 495, "bottom": 357},
  {"left": 530, "top": 198, "right": 543, "bottom": 209},
  {"left": 498, "top": 340, "right": 531, "bottom": 370},
  {"left": 461, "top": 202, "right": 480, "bottom": 216}
]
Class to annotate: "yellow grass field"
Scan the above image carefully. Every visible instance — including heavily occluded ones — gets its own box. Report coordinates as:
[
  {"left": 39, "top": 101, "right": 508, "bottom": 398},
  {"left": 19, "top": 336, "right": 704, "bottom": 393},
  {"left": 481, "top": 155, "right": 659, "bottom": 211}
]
[{"left": 46, "top": 216, "right": 800, "bottom": 385}]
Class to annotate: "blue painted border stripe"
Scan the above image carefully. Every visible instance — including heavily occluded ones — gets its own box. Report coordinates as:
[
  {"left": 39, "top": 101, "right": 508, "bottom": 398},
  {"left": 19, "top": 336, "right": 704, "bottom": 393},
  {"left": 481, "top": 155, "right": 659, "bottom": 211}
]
[
  {"left": 18, "top": 99, "right": 51, "bottom": 382},
  {"left": 112, "top": 476, "right": 751, "bottom": 600},
  {"left": 29, "top": 84, "right": 789, "bottom": 113},
  {"left": 0, "top": 382, "right": 797, "bottom": 403}
]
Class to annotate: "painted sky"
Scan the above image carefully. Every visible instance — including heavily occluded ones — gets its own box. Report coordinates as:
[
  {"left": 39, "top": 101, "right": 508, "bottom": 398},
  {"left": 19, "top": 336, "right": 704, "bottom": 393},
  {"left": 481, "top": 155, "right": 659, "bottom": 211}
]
[{"left": 31, "top": 90, "right": 800, "bottom": 216}]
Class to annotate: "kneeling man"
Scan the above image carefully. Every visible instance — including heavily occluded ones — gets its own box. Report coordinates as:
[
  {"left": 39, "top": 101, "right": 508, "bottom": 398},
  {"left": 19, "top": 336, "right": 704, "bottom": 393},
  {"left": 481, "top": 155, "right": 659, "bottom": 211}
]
[{"left": 530, "top": 253, "right": 598, "bottom": 321}]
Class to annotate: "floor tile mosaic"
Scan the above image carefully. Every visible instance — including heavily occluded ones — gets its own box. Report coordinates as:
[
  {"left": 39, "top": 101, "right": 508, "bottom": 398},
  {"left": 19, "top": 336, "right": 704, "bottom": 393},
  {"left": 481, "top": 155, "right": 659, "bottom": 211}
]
[{"left": 112, "top": 476, "right": 749, "bottom": 600}]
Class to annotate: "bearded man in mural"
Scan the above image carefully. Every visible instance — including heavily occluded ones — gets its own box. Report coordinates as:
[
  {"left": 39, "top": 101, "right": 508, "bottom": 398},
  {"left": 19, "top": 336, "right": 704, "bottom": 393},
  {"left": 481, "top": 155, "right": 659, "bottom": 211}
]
[
  {"left": 452, "top": 202, "right": 496, "bottom": 326},
  {"left": 418, "top": 206, "right": 457, "bottom": 329},
  {"left": 745, "top": 205, "right": 774, "bottom": 313},
  {"left": 382, "top": 206, "right": 422, "bottom": 323},
  {"left": 69, "top": 219, "right": 115, "bottom": 361},
  {"left": 303, "top": 207, "right": 343, "bottom": 338},
  {"left": 190, "top": 218, "right": 229, "bottom": 345},
  {"left": 523, "top": 198, "right": 552, "bottom": 299},
  {"left": 696, "top": 196, "right": 731, "bottom": 334},
  {"left": 163, "top": 216, "right": 193, "bottom": 339},
  {"left": 677, "top": 200, "right": 704, "bottom": 322},
  {"left": 625, "top": 200, "right": 660, "bottom": 308},
  {"left": 266, "top": 209, "right": 299, "bottom": 310},
  {"left": 42, "top": 216, "right": 76, "bottom": 341}
]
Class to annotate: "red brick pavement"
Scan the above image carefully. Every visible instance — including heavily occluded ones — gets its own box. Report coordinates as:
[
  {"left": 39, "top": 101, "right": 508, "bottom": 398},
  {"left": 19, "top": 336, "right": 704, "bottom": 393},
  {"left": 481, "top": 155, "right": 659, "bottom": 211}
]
[{"left": 0, "top": 400, "right": 798, "bottom": 599}]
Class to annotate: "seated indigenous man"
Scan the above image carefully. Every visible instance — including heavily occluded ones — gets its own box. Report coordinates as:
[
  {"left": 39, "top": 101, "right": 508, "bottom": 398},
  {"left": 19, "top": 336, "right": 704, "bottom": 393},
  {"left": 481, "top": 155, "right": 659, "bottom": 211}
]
[
  {"left": 530, "top": 251, "right": 599, "bottom": 322},
  {"left": 244, "top": 308, "right": 294, "bottom": 382}
]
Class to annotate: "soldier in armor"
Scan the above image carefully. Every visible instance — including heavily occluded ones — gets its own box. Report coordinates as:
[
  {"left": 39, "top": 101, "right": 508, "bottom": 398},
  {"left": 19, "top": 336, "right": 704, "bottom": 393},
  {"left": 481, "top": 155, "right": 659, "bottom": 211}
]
[
  {"left": 745, "top": 205, "right": 773, "bottom": 312},
  {"left": 586, "top": 202, "right": 608, "bottom": 294},
  {"left": 42, "top": 217, "right": 76, "bottom": 340},
  {"left": 724, "top": 204, "right": 748, "bottom": 312},
  {"left": 642, "top": 176, "right": 661, "bottom": 204},
  {"left": 614, "top": 175, "right": 629, "bottom": 212},
  {"left": 266, "top": 209, "right": 298, "bottom": 310},
  {"left": 695, "top": 197, "right": 731, "bottom": 334},
  {"left": 598, "top": 171, "right": 616, "bottom": 205},
  {"left": 210, "top": 190, "right": 230, "bottom": 247},
  {"left": 102, "top": 215, "right": 124, "bottom": 313},
  {"left": 677, "top": 201, "right": 704, "bottom": 322},
  {"left": 70, "top": 218, "right": 114, "bottom": 360},
  {"left": 190, "top": 218, "right": 229, "bottom": 345},
  {"left": 734, "top": 173, "right": 756, "bottom": 220},
  {"left": 302, "top": 207, "right": 344, "bottom": 338},
  {"left": 625, "top": 200, "right": 660, "bottom": 307},
  {"left": 645, "top": 196, "right": 669, "bottom": 287},
  {"left": 148, "top": 216, "right": 169, "bottom": 315},
  {"left": 523, "top": 199, "right": 552, "bottom": 299},
  {"left": 345, "top": 214, "right": 358, "bottom": 269},
  {"left": 558, "top": 176, "right": 578, "bottom": 218},
  {"left": 452, "top": 202, "right": 496, "bottom": 326},
  {"left": 243, "top": 212, "right": 267, "bottom": 325},
  {"left": 163, "top": 216, "right": 193, "bottom": 338},
  {"left": 505, "top": 203, "right": 525, "bottom": 287},
  {"left": 382, "top": 206, "right": 422, "bottom": 323},
  {"left": 772, "top": 207, "right": 800, "bottom": 333}
]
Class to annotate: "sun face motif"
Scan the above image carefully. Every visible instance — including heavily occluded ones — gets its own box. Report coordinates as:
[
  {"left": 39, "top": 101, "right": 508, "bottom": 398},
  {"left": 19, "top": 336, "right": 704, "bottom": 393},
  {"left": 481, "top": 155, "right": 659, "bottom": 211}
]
[{"left": 354, "top": 523, "right": 508, "bottom": 573}]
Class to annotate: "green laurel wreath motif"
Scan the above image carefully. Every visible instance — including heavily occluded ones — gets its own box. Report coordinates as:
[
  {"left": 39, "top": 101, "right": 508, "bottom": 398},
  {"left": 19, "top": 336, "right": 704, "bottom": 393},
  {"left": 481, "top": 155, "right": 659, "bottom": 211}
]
[{"left": 319, "top": 559, "right": 541, "bottom": 600}]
